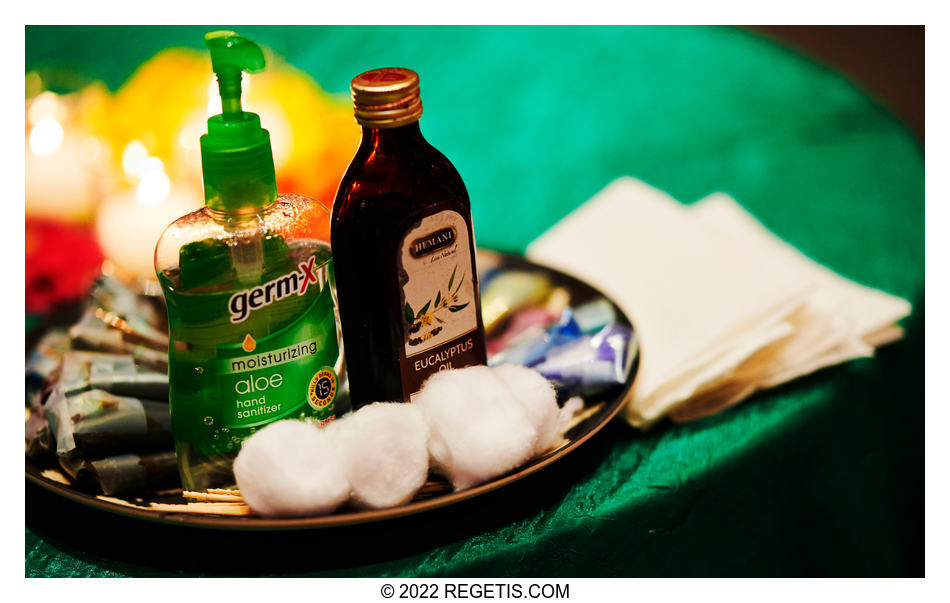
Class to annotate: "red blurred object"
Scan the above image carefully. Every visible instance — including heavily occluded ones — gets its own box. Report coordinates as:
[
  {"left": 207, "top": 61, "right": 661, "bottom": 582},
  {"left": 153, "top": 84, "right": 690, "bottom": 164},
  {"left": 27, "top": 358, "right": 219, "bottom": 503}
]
[{"left": 25, "top": 219, "right": 104, "bottom": 314}]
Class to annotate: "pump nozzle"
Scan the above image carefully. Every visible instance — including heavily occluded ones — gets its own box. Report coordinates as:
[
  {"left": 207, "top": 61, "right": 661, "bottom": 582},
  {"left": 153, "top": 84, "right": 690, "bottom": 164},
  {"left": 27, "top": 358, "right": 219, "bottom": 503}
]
[
  {"left": 199, "top": 31, "right": 277, "bottom": 212},
  {"left": 205, "top": 31, "right": 265, "bottom": 118}
]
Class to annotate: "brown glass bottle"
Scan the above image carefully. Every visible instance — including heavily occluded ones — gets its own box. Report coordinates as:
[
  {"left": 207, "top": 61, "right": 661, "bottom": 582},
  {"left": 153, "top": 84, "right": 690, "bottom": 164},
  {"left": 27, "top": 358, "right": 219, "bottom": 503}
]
[{"left": 331, "top": 67, "right": 487, "bottom": 409}]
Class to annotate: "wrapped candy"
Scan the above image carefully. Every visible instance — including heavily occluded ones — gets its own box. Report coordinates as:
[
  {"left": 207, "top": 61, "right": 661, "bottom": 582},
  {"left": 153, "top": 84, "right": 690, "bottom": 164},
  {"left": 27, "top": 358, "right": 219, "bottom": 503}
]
[
  {"left": 532, "top": 324, "right": 637, "bottom": 396},
  {"left": 52, "top": 351, "right": 168, "bottom": 400},
  {"left": 66, "top": 275, "right": 169, "bottom": 370},
  {"left": 25, "top": 408, "right": 54, "bottom": 461},
  {"left": 68, "top": 310, "right": 168, "bottom": 371},
  {"left": 488, "top": 298, "right": 616, "bottom": 366},
  {"left": 486, "top": 307, "right": 557, "bottom": 356},
  {"left": 87, "top": 275, "right": 166, "bottom": 332},
  {"left": 571, "top": 298, "right": 617, "bottom": 334},
  {"left": 480, "top": 271, "right": 552, "bottom": 333},
  {"left": 45, "top": 388, "right": 172, "bottom": 457},
  {"left": 489, "top": 308, "right": 584, "bottom": 367},
  {"left": 485, "top": 287, "right": 571, "bottom": 356},
  {"left": 59, "top": 450, "right": 179, "bottom": 495},
  {"left": 26, "top": 329, "right": 70, "bottom": 389},
  {"left": 70, "top": 306, "right": 168, "bottom": 350},
  {"left": 26, "top": 329, "right": 70, "bottom": 406},
  {"left": 487, "top": 296, "right": 631, "bottom": 396}
]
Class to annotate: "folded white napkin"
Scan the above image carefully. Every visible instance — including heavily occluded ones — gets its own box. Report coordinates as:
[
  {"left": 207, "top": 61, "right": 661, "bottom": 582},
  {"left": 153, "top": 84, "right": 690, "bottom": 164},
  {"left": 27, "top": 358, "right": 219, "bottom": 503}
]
[{"left": 525, "top": 177, "right": 911, "bottom": 428}]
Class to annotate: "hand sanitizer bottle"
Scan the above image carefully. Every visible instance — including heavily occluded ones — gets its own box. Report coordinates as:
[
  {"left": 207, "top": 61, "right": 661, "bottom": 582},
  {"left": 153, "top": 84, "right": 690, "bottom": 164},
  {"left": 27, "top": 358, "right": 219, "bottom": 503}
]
[{"left": 154, "top": 31, "right": 341, "bottom": 491}]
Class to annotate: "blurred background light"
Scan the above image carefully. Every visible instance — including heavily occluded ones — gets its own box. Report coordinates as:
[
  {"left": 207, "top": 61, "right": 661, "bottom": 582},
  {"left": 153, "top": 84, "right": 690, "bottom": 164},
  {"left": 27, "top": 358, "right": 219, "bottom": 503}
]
[
  {"left": 136, "top": 169, "right": 171, "bottom": 206},
  {"left": 29, "top": 117, "right": 64, "bottom": 155}
]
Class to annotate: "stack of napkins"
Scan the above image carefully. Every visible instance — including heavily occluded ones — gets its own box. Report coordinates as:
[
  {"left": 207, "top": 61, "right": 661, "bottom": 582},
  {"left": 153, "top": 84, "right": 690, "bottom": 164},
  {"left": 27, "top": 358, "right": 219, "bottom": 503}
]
[{"left": 526, "top": 178, "right": 911, "bottom": 428}]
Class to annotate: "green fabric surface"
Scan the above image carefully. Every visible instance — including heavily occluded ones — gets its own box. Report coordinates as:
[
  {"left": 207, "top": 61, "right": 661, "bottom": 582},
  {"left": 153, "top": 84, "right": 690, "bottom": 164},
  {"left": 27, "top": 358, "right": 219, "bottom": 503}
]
[{"left": 25, "top": 25, "right": 923, "bottom": 577}]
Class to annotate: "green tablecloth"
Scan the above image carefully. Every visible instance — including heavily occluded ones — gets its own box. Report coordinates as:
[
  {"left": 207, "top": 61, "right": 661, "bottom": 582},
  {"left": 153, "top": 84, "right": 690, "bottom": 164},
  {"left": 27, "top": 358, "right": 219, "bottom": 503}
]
[{"left": 25, "top": 25, "right": 923, "bottom": 577}]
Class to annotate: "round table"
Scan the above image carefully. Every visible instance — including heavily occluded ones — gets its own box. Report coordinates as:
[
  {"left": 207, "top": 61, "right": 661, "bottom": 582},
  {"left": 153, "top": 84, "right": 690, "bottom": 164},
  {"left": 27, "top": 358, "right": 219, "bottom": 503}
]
[{"left": 25, "top": 25, "right": 923, "bottom": 577}]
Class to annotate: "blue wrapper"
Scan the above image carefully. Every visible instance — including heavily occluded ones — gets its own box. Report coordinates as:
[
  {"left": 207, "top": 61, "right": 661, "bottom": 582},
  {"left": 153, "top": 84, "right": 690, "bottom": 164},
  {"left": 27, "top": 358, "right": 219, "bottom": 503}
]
[
  {"left": 532, "top": 324, "right": 636, "bottom": 395},
  {"left": 489, "top": 309, "right": 584, "bottom": 367}
]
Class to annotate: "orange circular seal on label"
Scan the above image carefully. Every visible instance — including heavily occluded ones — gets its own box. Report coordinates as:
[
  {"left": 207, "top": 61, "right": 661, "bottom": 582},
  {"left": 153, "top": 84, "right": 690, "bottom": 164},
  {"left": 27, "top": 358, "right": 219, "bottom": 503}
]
[{"left": 308, "top": 368, "right": 337, "bottom": 410}]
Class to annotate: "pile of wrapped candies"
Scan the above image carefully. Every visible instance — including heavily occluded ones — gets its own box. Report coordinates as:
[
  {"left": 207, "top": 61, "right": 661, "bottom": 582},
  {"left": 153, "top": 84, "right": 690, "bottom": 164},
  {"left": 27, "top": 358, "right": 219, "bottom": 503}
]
[
  {"left": 25, "top": 277, "right": 176, "bottom": 495},
  {"left": 478, "top": 257, "right": 638, "bottom": 401}
]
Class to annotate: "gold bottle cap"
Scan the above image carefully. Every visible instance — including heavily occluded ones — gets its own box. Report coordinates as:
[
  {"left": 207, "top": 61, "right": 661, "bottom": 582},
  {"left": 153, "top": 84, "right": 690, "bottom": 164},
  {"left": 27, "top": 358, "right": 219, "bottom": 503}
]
[{"left": 351, "top": 67, "right": 423, "bottom": 129}]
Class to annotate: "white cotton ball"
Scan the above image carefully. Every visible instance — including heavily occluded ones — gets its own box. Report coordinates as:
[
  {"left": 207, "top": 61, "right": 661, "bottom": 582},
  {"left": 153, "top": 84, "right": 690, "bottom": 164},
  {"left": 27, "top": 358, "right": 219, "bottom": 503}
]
[
  {"left": 415, "top": 365, "right": 538, "bottom": 491},
  {"left": 492, "top": 364, "right": 560, "bottom": 456},
  {"left": 233, "top": 419, "right": 349, "bottom": 517},
  {"left": 327, "top": 402, "right": 430, "bottom": 509},
  {"left": 558, "top": 395, "right": 585, "bottom": 434}
]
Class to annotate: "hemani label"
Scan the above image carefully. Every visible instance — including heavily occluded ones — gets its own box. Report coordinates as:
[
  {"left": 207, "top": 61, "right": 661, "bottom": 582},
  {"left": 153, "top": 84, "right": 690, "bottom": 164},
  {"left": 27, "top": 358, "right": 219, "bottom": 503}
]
[{"left": 396, "top": 210, "right": 484, "bottom": 400}]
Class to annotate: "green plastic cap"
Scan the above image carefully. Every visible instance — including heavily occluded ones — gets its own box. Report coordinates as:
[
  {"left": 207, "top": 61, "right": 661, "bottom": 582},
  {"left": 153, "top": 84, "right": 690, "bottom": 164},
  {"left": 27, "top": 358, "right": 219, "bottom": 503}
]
[{"left": 200, "top": 31, "right": 277, "bottom": 212}]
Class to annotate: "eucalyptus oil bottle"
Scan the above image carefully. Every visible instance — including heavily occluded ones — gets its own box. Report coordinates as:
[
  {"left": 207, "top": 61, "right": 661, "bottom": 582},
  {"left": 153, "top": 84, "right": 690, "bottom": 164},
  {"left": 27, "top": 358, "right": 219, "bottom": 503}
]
[
  {"left": 155, "top": 32, "right": 341, "bottom": 491},
  {"left": 331, "top": 68, "right": 487, "bottom": 409}
]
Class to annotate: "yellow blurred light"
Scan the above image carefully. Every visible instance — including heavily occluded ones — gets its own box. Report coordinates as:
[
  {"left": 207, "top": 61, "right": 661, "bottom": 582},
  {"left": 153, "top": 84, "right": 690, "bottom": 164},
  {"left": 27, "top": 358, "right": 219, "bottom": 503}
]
[
  {"left": 140, "top": 156, "right": 165, "bottom": 177},
  {"left": 27, "top": 91, "right": 63, "bottom": 125},
  {"left": 29, "top": 117, "right": 64, "bottom": 155},
  {"left": 78, "top": 136, "right": 103, "bottom": 165},
  {"left": 136, "top": 169, "right": 171, "bottom": 206},
  {"left": 207, "top": 79, "right": 220, "bottom": 117},
  {"left": 70, "top": 46, "right": 358, "bottom": 209},
  {"left": 178, "top": 121, "right": 204, "bottom": 150},
  {"left": 255, "top": 104, "right": 292, "bottom": 170},
  {"left": 122, "top": 140, "right": 149, "bottom": 177}
]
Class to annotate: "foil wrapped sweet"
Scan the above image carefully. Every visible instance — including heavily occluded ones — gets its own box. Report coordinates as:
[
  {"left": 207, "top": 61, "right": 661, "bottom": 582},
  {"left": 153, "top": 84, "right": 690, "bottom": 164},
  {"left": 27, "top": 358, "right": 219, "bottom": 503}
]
[
  {"left": 59, "top": 451, "right": 179, "bottom": 496},
  {"left": 488, "top": 297, "right": 634, "bottom": 397},
  {"left": 54, "top": 351, "right": 169, "bottom": 401},
  {"left": 532, "top": 324, "right": 637, "bottom": 395},
  {"left": 45, "top": 388, "right": 172, "bottom": 457},
  {"left": 480, "top": 271, "right": 553, "bottom": 333}
]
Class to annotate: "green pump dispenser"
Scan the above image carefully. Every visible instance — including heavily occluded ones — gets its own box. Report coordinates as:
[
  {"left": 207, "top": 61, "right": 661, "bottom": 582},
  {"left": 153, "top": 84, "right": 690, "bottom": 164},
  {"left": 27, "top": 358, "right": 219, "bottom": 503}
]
[{"left": 200, "top": 31, "right": 277, "bottom": 212}]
